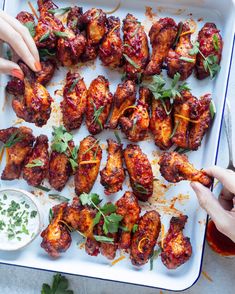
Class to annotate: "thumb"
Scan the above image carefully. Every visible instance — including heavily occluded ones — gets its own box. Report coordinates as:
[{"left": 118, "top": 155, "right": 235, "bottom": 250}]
[
  {"left": 0, "top": 57, "right": 24, "bottom": 80},
  {"left": 191, "top": 182, "right": 229, "bottom": 232}
]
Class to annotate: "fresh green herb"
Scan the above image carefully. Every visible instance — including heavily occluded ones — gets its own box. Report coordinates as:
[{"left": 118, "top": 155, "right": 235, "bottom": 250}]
[
  {"left": 39, "top": 49, "right": 56, "bottom": 58},
  {"left": 213, "top": 34, "right": 219, "bottom": 51},
  {"left": 160, "top": 99, "right": 173, "bottom": 116},
  {"left": 120, "top": 226, "right": 129, "bottom": 232},
  {"left": 132, "top": 224, "right": 138, "bottom": 233},
  {"left": 80, "top": 193, "right": 102, "bottom": 207},
  {"left": 0, "top": 220, "right": 6, "bottom": 230},
  {"left": 173, "top": 22, "right": 183, "bottom": 47},
  {"left": 25, "top": 159, "right": 44, "bottom": 168},
  {"left": 49, "top": 194, "right": 70, "bottom": 202},
  {"left": 4, "top": 131, "right": 23, "bottom": 148},
  {"left": 133, "top": 182, "right": 148, "bottom": 195},
  {"left": 91, "top": 101, "right": 104, "bottom": 130},
  {"left": 49, "top": 208, "right": 53, "bottom": 222},
  {"left": 24, "top": 21, "right": 36, "bottom": 37},
  {"left": 123, "top": 54, "right": 140, "bottom": 69},
  {"left": 114, "top": 130, "right": 122, "bottom": 145},
  {"left": 103, "top": 213, "right": 123, "bottom": 234},
  {"left": 150, "top": 248, "right": 161, "bottom": 271},
  {"left": 179, "top": 56, "right": 195, "bottom": 63},
  {"left": 53, "top": 31, "right": 69, "bottom": 38},
  {"left": 174, "top": 146, "right": 190, "bottom": 154},
  {"left": 48, "top": 7, "right": 71, "bottom": 15},
  {"left": 30, "top": 210, "right": 37, "bottom": 218},
  {"left": 21, "top": 224, "right": 29, "bottom": 235},
  {"left": 3, "top": 194, "right": 7, "bottom": 200},
  {"left": 82, "top": 139, "right": 100, "bottom": 156},
  {"left": 169, "top": 121, "right": 179, "bottom": 139},
  {"left": 94, "top": 235, "right": 114, "bottom": 243},
  {"left": 68, "top": 77, "right": 79, "bottom": 93},
  {"left": 39, "top": 31, "right": 50, "bottom": 43},
  {"left": 36, "top": 185, "right": 51, "bottom": 192},
  {"left": 209, "top": 100, "right": 216, "bottom": 119},
  {"left": 189, "top": 41, "right": 199, "bottom": 55},
  {"left": 41, "top": 273, "right": 74, "bottom": 294},
  {"left": 100, "top": 203, "right": 117, "bottom": 214}
]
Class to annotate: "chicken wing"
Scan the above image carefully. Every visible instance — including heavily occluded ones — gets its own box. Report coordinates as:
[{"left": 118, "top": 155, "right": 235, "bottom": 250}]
[
  {"left": 0, "top": 127, "right": 35, "bottom": 180},
  {"left": 23, "top": 135, "right": 49, "bottom": 187},
  {"left": 167, "top": 23, "right": 196, "bottom": 80},
  {"left": 144, "top": 18, "right": 178, "bottom": 76},
  {"left": 124, "top": 144, "right": 153, "bottom": 201},
  {"left": 6, "top": 77, "right": 25, "bottom": 96},
  {"left": 16, "top": 11, "right": 35, "bottom": 25},
  {"left": 108, "top": 80, "right": 136, "bottom": 129},
  {"left": 189, "top": 94, "right": 212, "bottom": 150},
  {"left": 67, "top": 6, "right": 84, "bottom": 34},
  {"left": 195, "top": 23, "right": 223, "bottom": 79},
  {"left": 41, "top": 202, "right": 72, "bottom": 257},
  {"left": 35, "top": 60, "right": 56, "bottom": 86},
  {"left": 86, "top": 75, "right": 113, "bottom": 134},
  {"left": 81, "top": 8, "right": 107, "bottom": 62},
  {"left": 99, "top": 16, "right": 123, "bottom": 68},
  {"left": 119, "top": 87, "right": 151, "bottom": 142},
  {"left": 61, "top": 72, "right": 87, "bottom": 131},
  {"left": 161, "top": 215, "right": 192, "bottom": 269},
  {"left": 116, "top": 192, "right": 140, "bottom": 250},
  {"left": 130, "top": 210, "right": 161, "bottom": 266},
  {"left": 150, "top": 98, "right": 173, "bottom": 150},
  {"left": 100, "top": 139, "right": 125, "bottom": 195},
  {"left": 159, "top": 151, "right": 213, "bottom": 187},
  {"left": 123, "top": 14, "right": 149, "bottom": 81},
  {"left": 75, "top": 136, "right": 102, "bottom": 196}
]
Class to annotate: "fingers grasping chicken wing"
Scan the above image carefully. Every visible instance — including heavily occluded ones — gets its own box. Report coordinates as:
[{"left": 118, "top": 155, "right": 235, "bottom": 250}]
[{"left": 159, "top": 151, "right": 213, "bottom": 187}]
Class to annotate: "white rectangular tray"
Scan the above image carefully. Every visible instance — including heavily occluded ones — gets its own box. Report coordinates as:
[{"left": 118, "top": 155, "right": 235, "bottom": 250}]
[{"left": 0, "top": 0, "right": 235, "bottom": 291}]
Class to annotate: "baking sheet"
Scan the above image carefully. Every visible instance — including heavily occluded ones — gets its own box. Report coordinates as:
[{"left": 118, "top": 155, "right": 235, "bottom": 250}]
[{"left": 0, "top": 0, "right": 234, "bottom": 291}]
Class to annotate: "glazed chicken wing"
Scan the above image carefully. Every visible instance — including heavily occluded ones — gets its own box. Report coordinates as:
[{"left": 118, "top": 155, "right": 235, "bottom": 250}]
[
  {"left": 100, "top": 139, "right": 125, "bottom": 195},
  {"left": 167, "top": 23, "right": 196, "bottom": 80},
  {"left": 144, "top": 18, "right": 178, "bottom": 76},
  {"left": 75, "top": 136, "right": 102, "bottom": 196},
  {"left": 99, "top": 16, "right": 123, "bottom": 68},
  {"left": 61, "top": 72, "right": 87, "bottom": 131},
  {"left": 23, "top": 135, "right": 49, "bottom": 187},
  {"left": 81, "top": 8, "right": 107, "bottom": 62},
  {"left": 119, "top": 87, "right": 151, "bottom": 142},
  {"left": 150, "top": 98, "right": 173, "bottom": 150},
  {"left": 41, "top": 203, "right": 72, "bottom": 257},
  {"left": 123, "top": 14, "right": 149, "bottom": 81},
  {"left": 116, "top": 192, "right": 140, "bottom": 250},
  {"left": 67, "top": 6, "right": 84, "bottom": 34},
  {"left": 159, "top": 152, "right": 213, "bottom": 187},
  {"left": 124, "top": 144, "right": 153, "bottom": 201},
  {"left": 86, "top": 76, "right": 113, "bottom": 134},
  {"left": 108, "top": 80, "right": 136, "bottom": 129},
  {"left": 161, "top": 215, "right": 192, "bottom": 269},
  {"left": 16, "top": 11, "right": 35, "bottom": 26},
  {"left": 130, "top": 210, "right": 161, "bottom": 266},
  {"left": 35, "top": 60, "right": 56, "bottom": 86},
  {"left": 0, "top": 127, "right": 35, "bottom": 180},
  {"left": 195, "top": 23, "right": 223, "bottom": 79}
]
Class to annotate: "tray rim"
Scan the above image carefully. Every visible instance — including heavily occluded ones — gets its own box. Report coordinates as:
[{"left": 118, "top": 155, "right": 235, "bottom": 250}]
[{"left": 0, "top": 0, "right": 235, "bottom": 291}]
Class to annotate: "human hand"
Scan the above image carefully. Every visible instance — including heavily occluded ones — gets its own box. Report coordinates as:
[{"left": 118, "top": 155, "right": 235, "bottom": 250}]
[
  {"left": 191, "top": 166, "right": 235, "bottom": 243},
  {"left": 0, "top": 10, "right": 40, "bottom": 80}
]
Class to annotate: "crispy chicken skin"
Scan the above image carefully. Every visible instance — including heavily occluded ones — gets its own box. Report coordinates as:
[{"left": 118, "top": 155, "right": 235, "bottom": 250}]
[
  {"left": 124, "top": 144, "right": 153, "bottom": 201},
  {"left": 130, "top": 210, "right": 161, "bottom": 266},
  {"left": 108, "top": 80, "right": 136, "bottom": 129},
  {"left": 23, "top": 135, "right": 49, "bottom": 187},
  {"left": 41, "top": 203, "right": 72, "bottom": 258},
  {"left": 195, "top": 23, "right": 223, "bottom": 79},
  {"left": 86, "top": 75, "right": 113, "bottom": 134},
  {"left": 61, "top": 72, "right": 87, "bottom": 131},
  {"left": 35, "top": 60, "right": 56, "bottom": 86},
  {"left": 67, "top": 6, "right": 84, "bottom": 34},
  {"left": 167, "top": 23, "right": 196, "bottom": 80},
  {"left": 150, "top": 98, "right": 173, "bottom": 150},
  {"left": 6, "top": 78, "right": 25, "bottom": 96},
  {"left": 145, "top": 18, "right": 178, "bottom": 76},
  {"left": 123, "top": 14, "right": 149, "bottom": 81},
  {"left": 81, "top": 8, "right": 107, "bottom": 62},
  {"left": 159, "top": 152, "right": 213, "bottom": 187},
  {"left": 0, "top": 127, "right": 35, "bottom": 180},
  {"left": 85, "top": 237, "right": 100, "bottom": 256},
  {"left": 75, "top": 136, "right": 102, "bottom": 196},
  {"left": 99, "top": 16, "right": 123, "bottom": 68},
  {"left": 161, "top": 215, "right": 192, "bottom": 269},
  {"left": 100, "top": 139, "right": 125, "bottom": 195},
  {"left": 16, "top": 11, "right": 35, "bottom": 24},
  {"left": 116, "top": 192, "right": 140, "bottom": 250},
  {"left": 119, "top": 87, "right": 151, "bottom": 142}
]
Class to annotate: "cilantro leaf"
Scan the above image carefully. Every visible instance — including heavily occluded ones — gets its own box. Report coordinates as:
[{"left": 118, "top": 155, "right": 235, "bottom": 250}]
[
  {"left": 80, "top": 193, "right": 102, "bottom": 207},
  {"left": 94, "top": 235, "right": 114, "bottom": 243},
  {"left": 49, "top": 194, "right": 70, "bottom": 202},
  {"left": 25, "top": 159, "right": 43, "bottom": 168},
  {"left": 39, "top": 49, "right": 56, "bottom": 58},
  {"left": 203, "top": 55, "right": 221, "bottom": 79},
  {"left": 188, "top": 41, "right": 199, "bottom": 55},
  {"left": 24, "top": 21, "right": 36, "bottom": 37},
  {"left": 53, "top": 31, "right": 69, "bottom": 38},
  {"left": 100, "top": 203, "right": 116, "bottom": 214},
  {"left": 41, "top": 273, "right": 74, "bottom": 294},
  {"left": 4, "top": 131, "right": 23, "bottom": 148},
  {"left": 123, "top": 54, "right": 140, "bottom": 69},
  {"left": 132, "top": 224, "right": 138, "bottom": 233},
  {"left": 39, "top": 31, "right": 50, "bottom": 43},
  {"left": 179, "top": 56, "right": 195, "bottom": 63},
  {"left": 48, "top": 7, "right": 71, "bottom": 15},
  {"left": 213, "top": 34, "right": 219, "bottom": 51}
]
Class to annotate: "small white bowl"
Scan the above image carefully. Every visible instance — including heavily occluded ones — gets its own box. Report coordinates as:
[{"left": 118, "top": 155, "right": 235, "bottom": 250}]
[{"left": 0, "top": 188, "right": 42, "bottom": 251}]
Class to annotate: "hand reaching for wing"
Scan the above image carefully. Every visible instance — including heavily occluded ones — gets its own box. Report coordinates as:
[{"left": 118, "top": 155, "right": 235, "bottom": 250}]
[{"left": 191, "top": 166, "right": 235, "bottom": 242}]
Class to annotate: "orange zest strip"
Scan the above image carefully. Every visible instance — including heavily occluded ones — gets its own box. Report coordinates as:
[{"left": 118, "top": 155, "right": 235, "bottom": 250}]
[
  {"left": 161, "top": 223, "right": 165, "bottom": 249},
  {"left": 79, "top": 160, "right": 99, "bottom": 165},
  {"left": 202, "top": 270, "right": 213, "bottom": 282},
  {"left": 121, "top": 105, "right": 138, "bottom": 115},
  {"left": 180, "top": 29, "right": 195, "bottom": 37},
  {"left": 28, "top": 1, "right": 39, "bottom": 19},
  {"left": 138, "top": 237, "right": 149, "bottom": 253},
  {"left": 104, "top": 2, "right": 121, "bottom": 14},
  {"left": 174, "top": 114, "right": 199, "bottom": 123},
  {"left": 0, "top": 147, "right": 5, "bottom": 165},
  {"left": 111, "top": 255, "right": 126, "bottom": 266},
  {"left": 109, "top": 24, "right": 120, "bottom": 35}
]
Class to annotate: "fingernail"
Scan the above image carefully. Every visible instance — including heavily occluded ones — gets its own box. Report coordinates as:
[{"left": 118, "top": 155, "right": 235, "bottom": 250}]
[
  {"left": 34, "top": 61, "right": 42, "bottom": 71},
  {"left": 11, "top": 69, "right": 24, "bottom": 80}
]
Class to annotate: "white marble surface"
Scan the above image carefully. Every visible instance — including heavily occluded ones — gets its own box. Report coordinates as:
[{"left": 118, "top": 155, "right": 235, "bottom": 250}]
[{"left": 0, "top": 0, "right": 235, "bottom": 293}]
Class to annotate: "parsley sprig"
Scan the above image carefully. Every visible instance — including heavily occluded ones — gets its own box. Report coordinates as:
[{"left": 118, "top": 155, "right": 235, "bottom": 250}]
[{"left": 41, "top": 273, "right": 74, "bottom": 294}]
